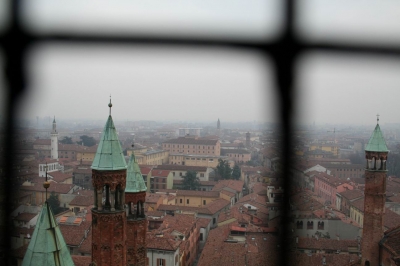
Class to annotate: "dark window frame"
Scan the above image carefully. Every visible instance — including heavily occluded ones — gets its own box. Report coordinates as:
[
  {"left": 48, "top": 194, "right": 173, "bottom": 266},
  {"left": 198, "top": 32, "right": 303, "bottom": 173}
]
[{"left": 2, "top": 1, "right": 400, "bottom": 265}]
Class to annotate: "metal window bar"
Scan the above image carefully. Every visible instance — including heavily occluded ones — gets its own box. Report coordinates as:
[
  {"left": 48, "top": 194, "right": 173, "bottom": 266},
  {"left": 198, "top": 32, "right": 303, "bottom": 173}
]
[{"left": 1, "top": 0, "right": 400, "bottom": 265}]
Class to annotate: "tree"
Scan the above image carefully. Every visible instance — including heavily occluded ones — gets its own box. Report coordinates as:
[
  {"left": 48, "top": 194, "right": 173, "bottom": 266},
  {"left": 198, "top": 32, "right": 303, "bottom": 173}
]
[
  {"left": 182, "top": 171, "right": 200, "bottom": 190},
  {"left": 60, "top": 136, "right": 73, "bottom": 144},
  {"left": 77, "top": 135, "right": 96, "bottom": 147},
  {"left": 216, "top": 159, "right": 232, "bottom": 180},
  {"left": 47, "top": 191, "right": 62, "bottom": 214},
  {"left": 232, "top": 164, "right": 241, "bottom": 180}
]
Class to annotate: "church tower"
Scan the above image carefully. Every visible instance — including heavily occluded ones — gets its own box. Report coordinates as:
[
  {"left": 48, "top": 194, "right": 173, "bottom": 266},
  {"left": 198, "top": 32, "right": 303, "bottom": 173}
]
[
  {"left": 361, "top": 116, "right": 388, "bottom": 265},
  {"left": 51, "top": 116, "right": 58, "bottom": 160},
  {"left": 125, "top": 149, "right": 148, "bottom": 265},
  {"left": 91, "top": 100, "right": 128, "bottom": 266}
]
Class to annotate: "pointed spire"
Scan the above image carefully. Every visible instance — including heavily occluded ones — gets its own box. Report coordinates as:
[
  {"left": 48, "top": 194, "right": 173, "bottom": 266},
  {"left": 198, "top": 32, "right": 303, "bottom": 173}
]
[
  {"left": 22, "top": 202, "right": 74, "bottom": 266},
  {"left": 126, "top": 146, "right": 147, "bottom": 193},
  {"left": 365, "top": 117, "right": 388, "bottom": 153},
  {"left": 53, "top": 116, "right": 56, "bottom": 123},
  {"left": 91, "top": 101, "right": 126, "bottom": 170}
]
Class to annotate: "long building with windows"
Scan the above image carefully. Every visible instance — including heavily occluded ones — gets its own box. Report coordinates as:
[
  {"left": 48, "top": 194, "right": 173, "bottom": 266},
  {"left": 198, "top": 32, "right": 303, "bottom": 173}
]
[{"left": 162, "top": 135, "right": 220, "bottom": 156}]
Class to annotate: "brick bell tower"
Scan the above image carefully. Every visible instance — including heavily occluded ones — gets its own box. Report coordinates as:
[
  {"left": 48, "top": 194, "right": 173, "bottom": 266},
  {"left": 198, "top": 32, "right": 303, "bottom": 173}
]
[
  {"left": 125, "top": 147, "right": 148, "bottom": 266},
  {"left": 91, "top": 99, "right": 128, "bottom": 266},
  {"left": 361, "top": 115, "right": 389, "bottom": 266}
]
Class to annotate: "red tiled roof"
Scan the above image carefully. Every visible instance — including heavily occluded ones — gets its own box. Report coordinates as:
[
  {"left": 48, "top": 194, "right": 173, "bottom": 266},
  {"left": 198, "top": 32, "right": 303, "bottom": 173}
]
[
  {"left": 71, "top": 255, "right": 92, "bottom": 266},
  {"left": 163, "top": 137, "right": 218, "bottom": 145},
  {"left": 351, "top": 198, "right": 364, "bottom": 212},
  {"left": 13, "top": 212, "right": 37, "bottom": 222},
  {"left": 59, "top": 220, "right": 91, "bottom": 246},
  {"left": 33, "top": 139, "right": 50, "bottom": 145},
  {"left": 339, "top": 189, "right": 364, "bottom": 200},
  {"left": 197, "top": 224, "right": 278, "bottom": 266},
  {"left": 385, "top": 208, "right": 400, "bottom": 230},
  {"left": 139, "top": 166, "right": 153, "bottom": 175},
  {"left": 155, "top": 165, "right": 208, "bottom": 172},
  {"left": 20, "top": 183, "right": 75, "bottom": 194},
  {"left": 212, "top": 180, "right": 244, "bottom": 193},
  {"left": 48, "top": 171, "right": 72, "bottom": 183},
  {"left": 146, "top": 233, "right": 181, "bottom": 251},
  {"left": 69, "top": 195, "right": 94, "bottom": 207},
  {"left": 297, "top": 237, "right": 358, "bottom": 251},
  {"left": 382, "top": 225, "right": 400, "bottom": 257},
  {"left": 151, "top": 170, "right": 170, "bottom": 177},
  {"left": 77, "top": 232, "right": 92, "bottom": 254},
  {"left": 220, "top": 190, "right": 235, "bottom": 197},
  {"left": 289, "top": 253, "right": 360, "bottom": 266},
  {"left": 177, "top": 190, "right": 219, "bottom": 198}
]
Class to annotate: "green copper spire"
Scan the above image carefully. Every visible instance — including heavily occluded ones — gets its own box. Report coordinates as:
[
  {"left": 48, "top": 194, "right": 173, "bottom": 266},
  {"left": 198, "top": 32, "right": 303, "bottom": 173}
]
[
  {"left": 22, "top": 202, "right": 74, "bottom": 266},
  {"left": 125, "top": 152, "right": 147, "bottom": 193},
  {"left": 365, "top": 123, "right": 389, "bottom": 153},
  {"left": 91, "top": 101, "right": 127, "bottom": 170}
]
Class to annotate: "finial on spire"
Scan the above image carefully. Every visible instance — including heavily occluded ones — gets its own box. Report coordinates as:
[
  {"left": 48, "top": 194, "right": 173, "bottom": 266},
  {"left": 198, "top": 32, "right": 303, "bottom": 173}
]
[
  {"left": 43, "top": 163, "right": 50, "bottom": 201},
  {"left": 108, "top": 95, "right": 112, "bottom": 116},
  {"left": 377, "top": 113, "right": 380, "bottom": 124}
]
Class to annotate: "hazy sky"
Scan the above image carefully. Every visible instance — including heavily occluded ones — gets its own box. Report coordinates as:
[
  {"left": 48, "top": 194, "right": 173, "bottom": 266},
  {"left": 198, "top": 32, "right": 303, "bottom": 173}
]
[{"left": 5, "top": 0, "right": 400, "bottom": 126}]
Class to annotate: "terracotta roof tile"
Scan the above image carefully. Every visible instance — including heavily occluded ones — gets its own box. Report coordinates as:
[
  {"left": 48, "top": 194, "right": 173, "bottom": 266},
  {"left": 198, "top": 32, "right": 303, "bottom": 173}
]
[
  {"left": 69, "top": 195, "right": 94, "bottom": 207},
  {"left": 212, "top": 180, "right": 244, "bottom": 193},
  {"left": 71, "top": 255, "right": 92, "bottom": 266}
]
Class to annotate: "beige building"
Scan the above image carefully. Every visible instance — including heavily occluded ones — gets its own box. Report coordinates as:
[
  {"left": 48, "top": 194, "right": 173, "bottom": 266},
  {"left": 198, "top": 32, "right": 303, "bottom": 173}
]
[
  {"left": 136, "top": 150, "right": 169, "bottom": 165},
  {"left": 221, "top": 149, "right": 251, "bottom": 163},
  {"left": 162, "top": 136, "right": 220, "bottom": 156},
  {"left": 175, "top": 190, "right": 221, "bottom": 207},
  {"left": 169, "top": 154, "right": 229, "bottom": 168}
]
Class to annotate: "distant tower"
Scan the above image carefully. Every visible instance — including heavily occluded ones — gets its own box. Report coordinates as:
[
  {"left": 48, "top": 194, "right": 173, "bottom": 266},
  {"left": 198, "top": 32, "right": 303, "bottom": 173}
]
[
  {"left": 22, "top": 170, "right": 74, "bottom": 265},
  {"left": 246, "top": 132, "right": 251, "bottom": 148},
  {"left": 361, "top": 115, "right": 388, "bottom": 265},
  {"left": 91, "top": 99, "right": 128, "bottom": 266},
  {"left": 217, "top": 118, "right": 221, "bottom": 138},
  {"left": 51, "top": 116, "right": 59, "bottom": 160},
  {"left": 125, "top": 149, "right": 148, "bottom": 265}
]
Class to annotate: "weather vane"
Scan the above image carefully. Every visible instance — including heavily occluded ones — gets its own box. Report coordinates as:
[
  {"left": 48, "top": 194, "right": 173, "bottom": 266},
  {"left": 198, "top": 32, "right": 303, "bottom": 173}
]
[{"left": 108, "top": 95, "right": 112, "bottom": 116}]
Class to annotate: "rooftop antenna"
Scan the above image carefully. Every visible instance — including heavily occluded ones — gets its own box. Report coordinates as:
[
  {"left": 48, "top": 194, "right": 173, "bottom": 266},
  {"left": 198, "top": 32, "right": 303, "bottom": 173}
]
[{"left": 108, "top": 95, "right": 112, "bottom": 116}]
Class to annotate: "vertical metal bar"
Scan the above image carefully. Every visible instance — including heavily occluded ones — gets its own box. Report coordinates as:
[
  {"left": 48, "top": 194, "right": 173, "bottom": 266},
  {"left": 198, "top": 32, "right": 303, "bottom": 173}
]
[{"left": 2, "top": 1, "right": 30, "bottom": 264}]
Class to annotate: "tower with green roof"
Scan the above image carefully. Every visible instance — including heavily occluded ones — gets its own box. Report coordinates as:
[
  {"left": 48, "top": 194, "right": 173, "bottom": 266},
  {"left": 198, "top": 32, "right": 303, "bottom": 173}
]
[
  {"left": 361, "top": 115, "right": 389, "bottom": 265},
  {"left": 125, "top": 149, "right": 147, "bottom": 265},
  {"left": 22, "top": 168, "right": 74, "bottom": 266},
  {"left": 91, "top": 99, "right": 127, "bottom": 266}
]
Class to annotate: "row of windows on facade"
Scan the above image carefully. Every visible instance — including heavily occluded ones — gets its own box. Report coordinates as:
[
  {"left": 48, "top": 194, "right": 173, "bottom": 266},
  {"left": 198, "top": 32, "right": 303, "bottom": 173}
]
[
  {"left": 177, "top": 198, "right": 207, "bottom": 205},
  {"left": 165, "top": 144, "right": 215, "bottom": 149},
  {"left": 228, "top": 154, "right": 246, "bottom": 157},
  {"left": 336, "top": 169, "right": 362, "bottom": 172},
  {"left": 39, "top": 164, "right": 57, "bottom": 171},
  {"left": 171, "top": 150, "right": 215, "bottom": 154},
  {"left": 296, "top": 221, "right": 325, "bottom": 230},
  {"left": 172, "top": 172, "right": 204, "bottom": 177}
]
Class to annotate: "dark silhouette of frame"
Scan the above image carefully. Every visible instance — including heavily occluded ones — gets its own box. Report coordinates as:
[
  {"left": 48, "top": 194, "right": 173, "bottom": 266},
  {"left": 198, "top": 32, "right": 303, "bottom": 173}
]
[{"left": 1, "top": 1, "right": 400, "bottom": 265}]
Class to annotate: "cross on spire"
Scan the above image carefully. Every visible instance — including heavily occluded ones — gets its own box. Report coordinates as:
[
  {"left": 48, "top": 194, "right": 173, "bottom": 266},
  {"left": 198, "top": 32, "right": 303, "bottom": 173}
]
[{"left": 377, "top": 113, "right": 380, "bottom": 124}]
